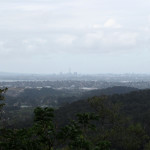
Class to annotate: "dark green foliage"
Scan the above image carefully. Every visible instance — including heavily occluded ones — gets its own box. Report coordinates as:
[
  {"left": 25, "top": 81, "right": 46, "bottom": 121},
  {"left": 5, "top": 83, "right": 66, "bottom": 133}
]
[
  {"left": 82, "top": 86, "right": 138, "bottom": 99},
  {"left": 0, "top": 88, "right": 7, "bottom": 111},
  {"left": 5, "top": 86, "right": 137, "bottom": 108},
  {"left": 77, "top": 113, "right": 99, "bottom": 125},
  {"left": 0, "top": 88, "right": 7, "bottom": 101},
  {"left": 58, "top": 120, "right": 91, "bottom": 150},
  {"left": 144, "top": 141, "right": 150, "bottom": 150},
  {"left": 94, "top": 141, "right": 111, "bottom": 150},
  {"left": 1, "top": 88, "right": 150, "bottom": 150},
  {"left": 58, "top": 112, "right": 99, "bottom": 150},
  {"left": 5, "top": 88, "right": 81, "bottom": 107},
  {"left": 34, "top": 107, "right": 54, "bottom": 122},
  {"left": 33, "top": 107, "right": 56, "bottom": 150}
]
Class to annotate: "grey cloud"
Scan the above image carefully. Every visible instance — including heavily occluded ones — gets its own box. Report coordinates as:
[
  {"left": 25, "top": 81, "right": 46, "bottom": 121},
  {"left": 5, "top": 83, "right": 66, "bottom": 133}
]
[{"left": 0, "top": 0, "right": 150, "bottom": 73}]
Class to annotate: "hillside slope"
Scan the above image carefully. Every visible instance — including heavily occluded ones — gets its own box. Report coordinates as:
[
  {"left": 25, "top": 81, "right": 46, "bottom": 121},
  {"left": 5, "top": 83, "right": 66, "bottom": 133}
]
[{"left": 55, "top": 89, "right": 150, "bottom": 130}]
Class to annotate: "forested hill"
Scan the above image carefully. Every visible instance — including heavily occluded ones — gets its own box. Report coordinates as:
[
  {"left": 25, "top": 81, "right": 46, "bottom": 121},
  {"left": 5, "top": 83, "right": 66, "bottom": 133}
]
[
  {"left": 5, "top": 88, "right": 81, "bottom": 107},
  {"left": 5, "top": 86, "right": 138, "bottom": 107},
  {"left": 81, "top": 86, "right": 138, "bottom": 98},
  {"left": 1, "top": 88, "right": 150, "bottom": 150},
  {"left": 2, "top": 87, "right": 150, "bottom": 150},
  {"left": 3, "top": 86, "right": 139, "bottom": 129},
  {"left": 55, "top": 89, "right": 150, "bottom": 129}
]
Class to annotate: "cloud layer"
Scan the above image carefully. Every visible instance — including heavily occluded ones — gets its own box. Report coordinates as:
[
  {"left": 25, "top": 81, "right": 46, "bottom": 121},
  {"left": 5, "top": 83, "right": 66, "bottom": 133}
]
[{"left": 0, "top": 0, "right": 150, "bottom": 73}]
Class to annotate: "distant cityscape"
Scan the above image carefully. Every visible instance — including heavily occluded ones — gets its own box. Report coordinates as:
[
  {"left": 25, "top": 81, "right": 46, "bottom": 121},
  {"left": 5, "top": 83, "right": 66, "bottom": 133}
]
[
  {"left": 1, "top": 72, "right": 150, "bottom": 90},
  {"left": 1, "top": 72, "right": 150, "bottom": 82}
]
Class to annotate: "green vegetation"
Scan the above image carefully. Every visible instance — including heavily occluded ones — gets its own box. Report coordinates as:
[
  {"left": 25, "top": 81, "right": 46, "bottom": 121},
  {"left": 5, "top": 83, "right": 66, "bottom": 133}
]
[
  {"left": 6, "top": 88, "right": 82, "bottom": 108},
  {"left": 1, "top": 88, "right": 150, "bottom": 149},
  {"left": 5, "top": 86, "right": 137, "bottom": 108},
  {"left": 0, "top": 88, "right": 7, "bottom": 122},
  {"left": 0, "top": 88, "right": 7, "bottom": 110}
]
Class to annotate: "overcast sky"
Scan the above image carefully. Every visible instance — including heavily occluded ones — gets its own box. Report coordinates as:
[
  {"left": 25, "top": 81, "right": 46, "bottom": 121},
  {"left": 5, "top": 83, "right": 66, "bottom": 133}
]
[{"left": 0, "top": 0, "right": 150, "bottom": 74}]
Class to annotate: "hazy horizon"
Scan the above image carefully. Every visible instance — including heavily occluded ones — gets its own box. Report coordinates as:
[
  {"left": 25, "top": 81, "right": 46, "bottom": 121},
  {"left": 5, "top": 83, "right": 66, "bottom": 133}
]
[
  {"left": 0, "top": 0, "right": 150, "bottom": 74},
  {"left": 1, "top": 71, "right": 150, "bottom": 76}
]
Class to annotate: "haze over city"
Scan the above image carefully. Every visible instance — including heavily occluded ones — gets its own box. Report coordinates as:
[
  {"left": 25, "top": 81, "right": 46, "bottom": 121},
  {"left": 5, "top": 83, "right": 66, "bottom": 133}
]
[{"left": 0, "top": 0, "right": 150, "bottom": 74}]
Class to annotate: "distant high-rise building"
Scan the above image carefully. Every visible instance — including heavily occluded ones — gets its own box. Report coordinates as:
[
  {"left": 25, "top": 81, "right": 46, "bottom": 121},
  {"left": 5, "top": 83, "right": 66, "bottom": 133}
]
[
  {"left": 68, "top": 68, "right": 71, "bottom": 74},
  {"left": 74, "top": 72, "right": 78, "bottom": 76}
]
